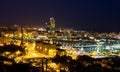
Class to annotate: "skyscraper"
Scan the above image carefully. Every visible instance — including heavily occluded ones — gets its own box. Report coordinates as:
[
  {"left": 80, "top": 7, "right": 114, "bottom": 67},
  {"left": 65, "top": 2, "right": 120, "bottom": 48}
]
[
  {"left": 46, "top": 17, "right": 56, "bottom": 32},
  {"left": 49, "top": 17, "right": 55, "bottom": 31}
]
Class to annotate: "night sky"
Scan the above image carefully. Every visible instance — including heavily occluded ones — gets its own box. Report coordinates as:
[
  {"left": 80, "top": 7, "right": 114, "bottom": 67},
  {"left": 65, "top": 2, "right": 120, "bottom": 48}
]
[{"left": 0, "top": 0, "right": 120, "bottom": 33}]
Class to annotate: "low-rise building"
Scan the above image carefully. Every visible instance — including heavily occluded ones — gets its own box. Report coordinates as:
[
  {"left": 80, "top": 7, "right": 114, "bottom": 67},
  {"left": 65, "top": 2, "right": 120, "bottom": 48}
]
[{"left": 35, "top": 40, "right": 56, "bottom": 57}]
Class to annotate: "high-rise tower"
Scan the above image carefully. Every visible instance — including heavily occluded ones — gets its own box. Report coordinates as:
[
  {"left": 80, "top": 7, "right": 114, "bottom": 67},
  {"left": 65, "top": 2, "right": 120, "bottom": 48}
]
[
  {"left": 49, "top": 17, "right": 55, "bottom": 31},
  {"left": 45, "top": 17, "right": 56, "bottom": 32}
]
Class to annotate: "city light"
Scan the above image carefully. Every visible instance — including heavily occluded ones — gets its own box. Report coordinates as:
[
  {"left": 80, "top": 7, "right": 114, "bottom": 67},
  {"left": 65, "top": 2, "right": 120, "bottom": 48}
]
[{"left": 0, "top": 18, "right": 120, "bottom": 72}]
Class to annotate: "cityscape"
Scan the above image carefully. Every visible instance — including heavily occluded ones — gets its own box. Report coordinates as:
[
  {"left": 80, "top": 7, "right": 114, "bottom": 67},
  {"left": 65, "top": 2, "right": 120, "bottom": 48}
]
[
  {"left": 0, "top": 17, "right": 120, "bottom": 72},
  {"left": 0, "top": 0, "right": 120, "bottom": 72}
]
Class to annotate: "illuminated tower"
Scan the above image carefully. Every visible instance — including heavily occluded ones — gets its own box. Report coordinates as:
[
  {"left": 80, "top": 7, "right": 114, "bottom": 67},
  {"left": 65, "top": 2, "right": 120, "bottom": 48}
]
[{"left": 49, "top": 17, "right": 55, "bottom": 31}]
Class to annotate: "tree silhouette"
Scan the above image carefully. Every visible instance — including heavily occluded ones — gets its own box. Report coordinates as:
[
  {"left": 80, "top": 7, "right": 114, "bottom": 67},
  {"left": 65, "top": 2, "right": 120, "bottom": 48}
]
[
  {"left": 0, "top": 44, "right": 25, "bottom": 60},
  {"left": 0, "top": 44, "right": 25, "bottom": 53}
]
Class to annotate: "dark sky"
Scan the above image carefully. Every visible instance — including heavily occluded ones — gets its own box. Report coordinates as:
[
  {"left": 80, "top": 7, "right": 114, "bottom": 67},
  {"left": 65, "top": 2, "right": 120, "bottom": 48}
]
[{"left": 0, "top": 0, "right": 120, "bottom": 32}]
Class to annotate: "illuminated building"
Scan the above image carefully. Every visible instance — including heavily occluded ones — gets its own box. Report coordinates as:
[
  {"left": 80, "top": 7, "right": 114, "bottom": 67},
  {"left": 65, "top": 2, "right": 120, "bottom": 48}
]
[
  {"left": 46, "top": 17, "right": 56, "bottom": 32},
  {"left": 35, "top": 40, "right": 56, "bottom": 57},
  {"left": 0, "top": 37, "right": 11, "bottom": 45},
  {"left": 49, "top": 17, "right": 55, "bottom": 30}
]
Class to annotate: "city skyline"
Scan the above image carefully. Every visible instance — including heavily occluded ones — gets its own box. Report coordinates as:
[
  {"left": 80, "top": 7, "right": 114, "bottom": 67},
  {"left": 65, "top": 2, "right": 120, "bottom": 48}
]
[
  {"left": 0, "top": 1, "right": 120, "bottom": 70},
  {"left": 0, "top": 0, "right": 120, "bottom": 33}
]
